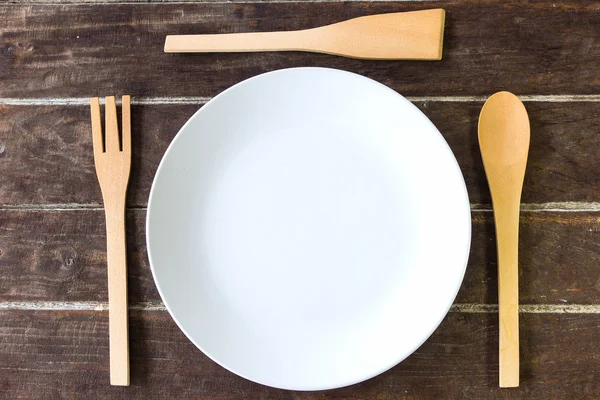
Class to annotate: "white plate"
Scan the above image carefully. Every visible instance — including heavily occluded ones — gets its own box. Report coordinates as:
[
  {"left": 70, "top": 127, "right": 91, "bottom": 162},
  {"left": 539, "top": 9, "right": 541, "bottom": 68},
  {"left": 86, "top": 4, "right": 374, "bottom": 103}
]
[{"left": 147, "top": 68, "right": 471, "bottom": 391}]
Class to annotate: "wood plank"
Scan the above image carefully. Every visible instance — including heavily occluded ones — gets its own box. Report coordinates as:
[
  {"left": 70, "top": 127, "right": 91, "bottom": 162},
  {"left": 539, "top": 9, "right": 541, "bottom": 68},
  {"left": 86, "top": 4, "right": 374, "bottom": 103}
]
[
  {"left": 1, "top": 1, "right": 600, "bottom": 97},
  {"left": 424, "top": 101, "right": 600, "bottom": 205},
  {"left": 463, "top": 213, "right": 600, "bottom": 305},
  {"left": 1, "top": 101, "right": 599, "bottom": 206},
  {"left": 0, "top": 104, "right": 195, "bottom": 207},
  {"left": 1, "top": 210, "right": 599, "bottom": 304},
  {"left": 0, "top": 310, "right": 599, "bottom": 398},
  {"left": 0, "top": 210, "right": 155, "bottom": 303}
]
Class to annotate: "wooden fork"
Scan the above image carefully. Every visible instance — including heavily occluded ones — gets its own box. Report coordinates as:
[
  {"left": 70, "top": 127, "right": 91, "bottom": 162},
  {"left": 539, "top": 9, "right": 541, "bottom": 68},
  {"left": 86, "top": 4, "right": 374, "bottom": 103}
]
[{"left": 90, "top": 95, "right": 131, "bottom": 386}]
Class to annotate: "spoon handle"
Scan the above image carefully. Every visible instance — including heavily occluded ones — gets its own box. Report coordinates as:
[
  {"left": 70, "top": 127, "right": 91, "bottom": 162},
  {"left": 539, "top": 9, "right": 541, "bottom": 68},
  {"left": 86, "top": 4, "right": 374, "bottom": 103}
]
[{"left": 491, "top": 189, "right": 521, "bottom": 388}]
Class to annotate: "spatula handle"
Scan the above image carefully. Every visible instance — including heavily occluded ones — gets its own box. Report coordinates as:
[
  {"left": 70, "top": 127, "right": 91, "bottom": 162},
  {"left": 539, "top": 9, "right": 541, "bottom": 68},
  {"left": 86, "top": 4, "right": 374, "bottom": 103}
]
[{"left": 165, "top": 30, "right": 309, "bottom": 53}]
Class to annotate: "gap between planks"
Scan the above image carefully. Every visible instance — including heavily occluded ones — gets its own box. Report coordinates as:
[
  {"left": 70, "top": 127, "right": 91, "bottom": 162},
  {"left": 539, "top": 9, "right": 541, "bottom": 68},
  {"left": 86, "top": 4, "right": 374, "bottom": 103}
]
[
  {"left": 1, "top": 301, "right": 599, "bottom": 314},
  {"left": 3, "top": 95, "right": 600, "bottom": 106},
  {"left": 1, "top": 202, "right": 600, "bottom": 212},
  {"left": 1, "top": 0, "right": 443, "bottom": 4}
]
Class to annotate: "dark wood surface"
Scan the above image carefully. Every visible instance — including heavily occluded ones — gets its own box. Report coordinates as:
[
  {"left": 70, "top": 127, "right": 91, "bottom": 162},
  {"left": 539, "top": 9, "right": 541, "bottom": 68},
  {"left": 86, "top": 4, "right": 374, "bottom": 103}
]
[
  {"left": 1, "top": 0, "right": 599, "bottom": 398},
  {"left": 2, "top": 210, "right": 600, "bottom": 305},
  {"left": 1, "top": 1, "right": 600, "bottom": 97},
  {"left": 1, "top": 311, "right": 600, "bottom": 399},
  {"left": 1, "top": 102, "right": 599, "bottom": 206}
]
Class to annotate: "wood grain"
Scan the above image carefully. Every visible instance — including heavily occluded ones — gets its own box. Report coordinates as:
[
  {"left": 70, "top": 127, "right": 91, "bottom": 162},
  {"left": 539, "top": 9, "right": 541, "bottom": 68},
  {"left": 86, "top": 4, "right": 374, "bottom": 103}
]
[
  {"left": 0, "top": 104, "right": 192, "bottom": 206},
  {"left": 421, "top": 101, "right": 600, "bottom": 205},
  {"left": 1, "top": 101, "right": 599, "bottom": 207},
  {"left": 0, "top": 210, "right": 155, "bottom": 303},
  {"left": 1, "top": 210, "right": 599, "bottom": 304},
  {"left": 1, "top": 1, "right": 600, "bottom": 97},
  {"left": 465, "top": 212, "right": 600, "bottom": 305},
  {"left": 0, "top": 310, "right": 599, "bottom": 399},
  {"left": 1, "top": 0, "right": 598, "bottom": 397}
]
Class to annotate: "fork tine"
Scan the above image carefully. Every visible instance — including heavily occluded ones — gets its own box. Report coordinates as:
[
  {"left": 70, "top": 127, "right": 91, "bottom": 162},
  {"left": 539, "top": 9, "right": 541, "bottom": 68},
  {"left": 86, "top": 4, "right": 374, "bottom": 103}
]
[
  {"left": 121, "top": 95, "right": 131, "bottom": 154},
  {"left": 90, "top": 97, "right": 104, "bottom": 155},
  {"left": 105, "top": 96, "right": 120, "bottom": 152}
]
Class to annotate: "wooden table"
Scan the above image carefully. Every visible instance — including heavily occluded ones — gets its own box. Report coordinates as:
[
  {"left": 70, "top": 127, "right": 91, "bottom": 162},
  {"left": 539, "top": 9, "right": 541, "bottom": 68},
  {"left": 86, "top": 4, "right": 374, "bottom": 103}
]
[{"left": 1, "top": 1, "right": 599, "bottom": 398}]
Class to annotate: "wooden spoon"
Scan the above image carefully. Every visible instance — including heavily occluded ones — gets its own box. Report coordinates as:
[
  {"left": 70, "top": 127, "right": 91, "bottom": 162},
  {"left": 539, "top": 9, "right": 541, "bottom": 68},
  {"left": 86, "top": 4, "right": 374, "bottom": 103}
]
[
  {"left": 164, "top": 9, "right": 445, "bottom": 60},
  {"left": 478, "top": 91, "right": 530, "bottom": 388}
]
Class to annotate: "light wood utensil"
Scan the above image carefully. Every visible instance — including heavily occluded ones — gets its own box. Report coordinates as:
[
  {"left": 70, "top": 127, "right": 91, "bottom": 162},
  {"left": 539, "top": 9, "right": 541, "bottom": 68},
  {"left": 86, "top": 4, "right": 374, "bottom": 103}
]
[
  {"left": 165, "top": 9, "right": 445, "bottom": 60},
  {"left": 91, "top": 95, "right": 132, "bottom": 386},
  {"left": 478, "top": 91, "right": 530, "bottom": 388}
]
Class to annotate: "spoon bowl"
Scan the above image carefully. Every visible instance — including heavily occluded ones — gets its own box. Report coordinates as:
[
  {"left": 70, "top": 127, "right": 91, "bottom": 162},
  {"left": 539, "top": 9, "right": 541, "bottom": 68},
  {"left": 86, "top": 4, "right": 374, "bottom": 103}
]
[{"left": 479, "top": 92, "right": 530, "bottom": 167}]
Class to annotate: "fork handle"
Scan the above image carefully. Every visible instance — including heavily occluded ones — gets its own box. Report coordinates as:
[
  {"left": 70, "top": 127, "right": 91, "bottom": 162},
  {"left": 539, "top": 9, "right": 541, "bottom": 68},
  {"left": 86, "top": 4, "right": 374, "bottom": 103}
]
[{"left": 105, "top": 202, "right": 130, "bottom": 386}]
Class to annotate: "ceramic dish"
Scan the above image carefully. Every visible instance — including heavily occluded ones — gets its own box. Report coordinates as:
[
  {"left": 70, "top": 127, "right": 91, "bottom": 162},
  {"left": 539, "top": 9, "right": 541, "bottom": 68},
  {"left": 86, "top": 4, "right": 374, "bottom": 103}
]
[{"left": 147, "top": 67, "right": 471, "bottom": 391}]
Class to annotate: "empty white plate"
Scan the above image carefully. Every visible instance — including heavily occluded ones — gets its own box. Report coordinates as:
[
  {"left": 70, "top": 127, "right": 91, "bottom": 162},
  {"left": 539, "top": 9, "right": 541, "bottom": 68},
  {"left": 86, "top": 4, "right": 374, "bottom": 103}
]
[{"left": 147, "top": 67, "right": 471, "bottom": 391}]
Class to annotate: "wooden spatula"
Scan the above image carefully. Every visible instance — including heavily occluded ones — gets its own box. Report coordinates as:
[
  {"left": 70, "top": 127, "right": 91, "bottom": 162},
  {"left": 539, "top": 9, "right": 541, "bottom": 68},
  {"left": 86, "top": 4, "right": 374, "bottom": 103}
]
[
  {"left": 478, "top": 92, "right": 530, "bottom": 388},
  {"left": 165, "top": 9, "right": 445, "bottom": 60}
]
